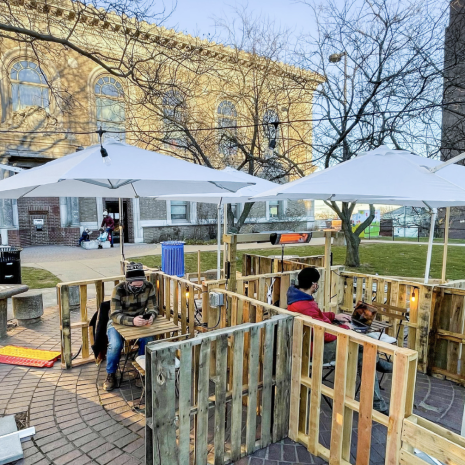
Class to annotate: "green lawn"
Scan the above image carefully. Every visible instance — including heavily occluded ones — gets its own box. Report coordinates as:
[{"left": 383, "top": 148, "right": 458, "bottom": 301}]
[
  {"left": 21, "top": 266, "right": 61, "bottom": 289},
  {"left": 133, "top": 242, "right": 465, "bottom": 280},
  {"left": 366, "top": 236, "right": 465, "bottom": 244}
]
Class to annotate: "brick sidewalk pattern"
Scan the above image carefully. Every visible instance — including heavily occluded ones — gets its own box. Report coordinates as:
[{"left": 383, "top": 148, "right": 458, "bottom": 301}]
[{"left": 1, "top": 304, "right": 465, "bottom": 465}]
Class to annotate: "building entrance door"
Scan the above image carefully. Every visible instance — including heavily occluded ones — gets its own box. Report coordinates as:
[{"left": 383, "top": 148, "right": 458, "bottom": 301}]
[{"left": 104, "top": 200, "right": 128, "bottom": 244}]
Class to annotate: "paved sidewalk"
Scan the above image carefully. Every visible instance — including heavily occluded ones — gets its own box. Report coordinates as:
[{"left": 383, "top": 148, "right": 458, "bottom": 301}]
[{"left": 1, "top": 302, "right": 465, "bottom": 465}]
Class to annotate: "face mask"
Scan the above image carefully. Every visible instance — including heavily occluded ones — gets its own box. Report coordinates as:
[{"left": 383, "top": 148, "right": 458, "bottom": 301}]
[{"left": 128, "top": 282, "right": 144, "bottom": 294}]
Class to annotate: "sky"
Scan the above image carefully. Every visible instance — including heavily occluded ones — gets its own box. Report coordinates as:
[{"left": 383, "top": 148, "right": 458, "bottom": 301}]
[{"left": 161, "top": 0, "right": 318, "bottom": 43}]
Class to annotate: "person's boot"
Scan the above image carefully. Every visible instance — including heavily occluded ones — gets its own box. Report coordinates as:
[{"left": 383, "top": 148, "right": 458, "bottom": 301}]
[
  {"left": 103, "top": 373, "right": 117, "bottom": 391},
  {"left": 111, "top": 244, "right": 114, "bottom": 248},
  {"left": 376, "top": 359, "right": 393, "bottom": 373}
]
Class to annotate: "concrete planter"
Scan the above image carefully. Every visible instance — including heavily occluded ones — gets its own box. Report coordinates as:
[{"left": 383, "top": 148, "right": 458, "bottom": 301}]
[{"left": 12, "top": 291, "right": 43, "bottom": 326}]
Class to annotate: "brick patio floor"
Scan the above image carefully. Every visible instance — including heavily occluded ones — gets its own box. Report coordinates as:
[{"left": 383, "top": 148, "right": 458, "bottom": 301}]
[{"left": 1, "top": 304, "right": 465, "bottom": 465}]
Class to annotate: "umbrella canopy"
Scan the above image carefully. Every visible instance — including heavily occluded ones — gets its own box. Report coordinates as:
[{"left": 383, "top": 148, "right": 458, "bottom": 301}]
[
  {"left": 0, "top": 140, "right": 252, "bottom": 199},
  {"left": 253, "top": 146, "right": 465, "bottom": 208},
  {"left": 156, "top": 167, "right": 279, "bottom": 203}
]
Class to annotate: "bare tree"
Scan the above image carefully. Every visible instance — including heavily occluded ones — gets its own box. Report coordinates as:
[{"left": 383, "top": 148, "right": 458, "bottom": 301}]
[
  {"left": 0, "top": 0, "right": 322, "bottom": 233},
  {"left": 295, "top": 0, "right": 446, "bottom": 266}
]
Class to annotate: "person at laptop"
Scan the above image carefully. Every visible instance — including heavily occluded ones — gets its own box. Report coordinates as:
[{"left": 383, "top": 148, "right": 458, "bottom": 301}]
[
  {"left": 287, "top": 267, "right": 390, "bottom": 414},
  {"left": 103, "top": 262, "right": 158, "bottom": 391}
]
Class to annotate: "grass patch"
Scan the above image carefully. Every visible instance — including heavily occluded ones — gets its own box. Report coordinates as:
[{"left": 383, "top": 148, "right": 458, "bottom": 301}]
[
  {"left": 21, "top": 267, "right": 61, "bottom": 289},
  {"left": 133, "top": 242, "right": 465, "bottom": 280},
  {"left": 367, "top": 236, "right": 465, "bottom": 244}
]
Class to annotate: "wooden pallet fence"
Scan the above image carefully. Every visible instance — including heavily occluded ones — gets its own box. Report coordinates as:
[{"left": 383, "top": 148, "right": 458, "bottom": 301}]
[
  {"left": 400, "top": 414, "right": 465, "bottom": 465},
  {"left": 288, "top": 315, "right": 418, "bottom": 465},
  {"left": 148, "top": 271, "right": 203, "bottom": 337},
  {"left": 57, "top": 275, "right": 124, "bottom": 369},
  {"left": 339, "top": 271, "right": 434, "bottom": 372},
  {"left": 145, "top": 314, "right": 293, "bottom": 465},
  {"left": 242, "top": 253, "right": 325, "bottom": 277},
  {"left": 427, "top": 286, "right": 465, "bottom": 384}
]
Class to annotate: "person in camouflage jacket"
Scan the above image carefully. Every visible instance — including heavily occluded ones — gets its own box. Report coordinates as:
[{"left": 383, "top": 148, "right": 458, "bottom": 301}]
[{"left": 103, "top": 262, "right": 158, "bottom": 391}]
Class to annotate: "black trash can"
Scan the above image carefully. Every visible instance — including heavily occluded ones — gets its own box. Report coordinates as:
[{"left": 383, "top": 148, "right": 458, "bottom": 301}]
[{"left": 0, "top": 246, "right": 22, "bottom": 284}]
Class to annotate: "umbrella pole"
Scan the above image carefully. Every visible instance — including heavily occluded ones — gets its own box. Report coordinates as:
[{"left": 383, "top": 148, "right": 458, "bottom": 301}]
[
  {"left": 442, "top": 207, "right": 451, "bottom": 284},
  {"left": 424, "top": 208, "right": 437, "bottom": 285},
  {"left": 119, "top": 198, "right": 125, "bottom": 274},
  {"left": 217, "top": 199, "right": 222, "bottom": 280}
]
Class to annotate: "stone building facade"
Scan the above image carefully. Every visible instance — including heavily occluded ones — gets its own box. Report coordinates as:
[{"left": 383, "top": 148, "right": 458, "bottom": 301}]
[{"left": 0, "top": 0, "right": 319, "bottom": 247}]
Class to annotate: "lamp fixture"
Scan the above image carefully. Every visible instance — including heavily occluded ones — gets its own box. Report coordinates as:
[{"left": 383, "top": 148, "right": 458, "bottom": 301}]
[
  {"left": 96, "top": 127, "right": 111, "bottom": 166},
  {"left": 411, "top": 287, "right": 417, "bottom": 302}
]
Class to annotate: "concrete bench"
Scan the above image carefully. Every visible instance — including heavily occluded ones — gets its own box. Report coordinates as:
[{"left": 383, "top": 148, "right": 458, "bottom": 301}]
[
  {"left": 12, "top": 291, "right": 43, "bottom": 327},
  {"left": 0, "top": 284, "right": 29, "bottom": 338}
]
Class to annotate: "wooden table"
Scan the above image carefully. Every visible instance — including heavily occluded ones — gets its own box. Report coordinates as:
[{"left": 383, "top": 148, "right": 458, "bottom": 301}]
[
  {"left": 0, "top": 284, "right": 29, "bottom": 339},
  {"left": 113, "top": 316, "right": 180, "bottom": 341},
  {"left": 113, "top": 316, "right": 179, "bottom": 384}
]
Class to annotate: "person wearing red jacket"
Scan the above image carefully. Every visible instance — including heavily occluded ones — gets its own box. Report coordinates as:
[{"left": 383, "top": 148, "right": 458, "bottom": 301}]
[
  {"left": 287, "top": 267, "right": 390, "bottom": 414},
  {"left": 101, "top": 211, "right": 115, "bottom": 247}
]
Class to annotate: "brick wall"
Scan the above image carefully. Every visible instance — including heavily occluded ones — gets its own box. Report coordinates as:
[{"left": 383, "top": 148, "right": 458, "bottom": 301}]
[
  {"left": 139, "top": 198, "right": 167, "bottom": 220},
  {"left": 15, "top": 198, "right": 80, "bottom": 247}
]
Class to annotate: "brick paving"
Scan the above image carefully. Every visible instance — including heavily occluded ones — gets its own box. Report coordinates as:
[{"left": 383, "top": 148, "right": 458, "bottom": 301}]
[{"left": 1, "top": 304, "right": 465, "bottom": 465}]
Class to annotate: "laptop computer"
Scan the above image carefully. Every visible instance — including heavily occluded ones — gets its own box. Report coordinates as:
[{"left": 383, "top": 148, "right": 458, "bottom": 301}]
[{"left": 351, "top": 301, "right": 378, "bottom": 332}]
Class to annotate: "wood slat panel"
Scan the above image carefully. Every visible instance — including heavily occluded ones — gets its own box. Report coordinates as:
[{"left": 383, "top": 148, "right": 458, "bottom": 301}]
[
  {"left": 195, "top": 339, "right": 211, "bottom": 465},
  {"left": 246, "top": 326, "right": 260, "bottom": 454},
  {"left": 214, "top": 334, "right": 228, "bottom": 465},
  {"left": 151, "top": 347, "right": 177, "bottom": 465},
  {"left": 402, "top": 417, "right": 465, "bottom": 465},
  {"left": 231, "top": 330, "right": 244, "bottom": 461},
  {"left": 79, "top": 284, "right": 89, "bottom": 359},
  {"left": 329, "top": 333, "right": 349, "bottom": 464},
  {"left": 261, "top": 321, "right": 275, "bottom": 448},
  {"left": 356, "top": 342, "right": 377, "bottom": 465},
  {"left": 178, "top": 344, "right": 192, "bottom": 465},
  {"left": 308, "top": 325, "right": 325, "bottom": 455}
]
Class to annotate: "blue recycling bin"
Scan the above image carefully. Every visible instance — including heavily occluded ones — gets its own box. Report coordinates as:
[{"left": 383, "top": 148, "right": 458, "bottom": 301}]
[{"left": 161, "top": 241, "right": 185, "bottom": 277}]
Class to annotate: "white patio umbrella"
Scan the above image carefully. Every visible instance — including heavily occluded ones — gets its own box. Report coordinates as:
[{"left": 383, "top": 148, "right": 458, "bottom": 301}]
[
  {"left": 0, "top": 140, "right": 253, "bottom": 264},
  {"left": 157, "top": 167, "right": 280, "bottom": 278},
  {"left": 254, "top": 146, "right": 465, "bottom": 284}
]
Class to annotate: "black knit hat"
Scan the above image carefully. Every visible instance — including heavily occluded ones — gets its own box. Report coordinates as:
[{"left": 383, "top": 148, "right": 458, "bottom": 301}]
[{"left": 125, "top": 262, "right": 145, "bottom": 282}]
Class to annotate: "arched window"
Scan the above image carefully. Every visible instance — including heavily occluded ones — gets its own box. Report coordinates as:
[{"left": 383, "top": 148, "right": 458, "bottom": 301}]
[
  {"left": 163, "top": 90, "right": 186, "bottom": 145},
  {"left": 95, "top": 76, "right": 125, "bottom": 141},
  {"left": 217, "top": 100, "right": 238, "bottom": 156},
  {"left": 262, "top": 109, "right": 280, "bottom": 147},
  {"left": 10, "top": 61, "right": 50, "bottom": 112}
]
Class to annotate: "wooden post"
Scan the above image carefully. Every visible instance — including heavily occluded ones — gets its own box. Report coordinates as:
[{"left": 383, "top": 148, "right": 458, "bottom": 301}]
[
  {"left": 197, "top": 249, "right": 201, "bottom": 298},
  {"left": 442, "top": 207, "right": 451, "bottom": 284},
  {"left": 61, "top": 285, "right": 72, "bottom": 369},
  {"left": 80, "top": 285, "right": 89, "bottom": 359},
  {"left": 324, "top": 230, "right": 332, "bottom": 311}
]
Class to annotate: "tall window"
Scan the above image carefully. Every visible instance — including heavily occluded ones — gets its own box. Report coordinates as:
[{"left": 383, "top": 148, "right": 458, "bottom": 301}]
[
  {"left": 269, "top": 200, "right": 281, "bottom": 219},
  {"left": 263, "top": 109, "right": 280, "bottom": 148},
  {"left": 171, "top": 201, "right": 189, "bottom": 221},
  {"left": 95, "top": 76, "right": 125, "bottom": 141},
  {"left": 217, "top": 100, "right": 238, "bottom": 156},
  {"left": 10, "top": 61, "right": 50, "bottom": 111},
  {"left": 163, "top": 90, "right": 186, "bottom": 145}
]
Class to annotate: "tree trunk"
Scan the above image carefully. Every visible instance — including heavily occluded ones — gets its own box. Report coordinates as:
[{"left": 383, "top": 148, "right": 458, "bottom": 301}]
[
  {"left": 326, "top": 201, "right": 375, "bottom": 268},
  {"left": 227, "top": 202, "right": 255, "bottom": 233},
  {"left": 342, "top": 220, "right": 361, "bottom": 267}
]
